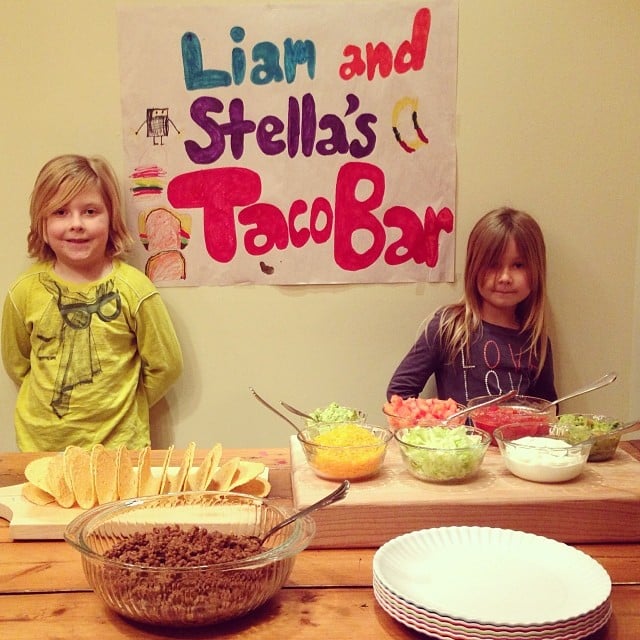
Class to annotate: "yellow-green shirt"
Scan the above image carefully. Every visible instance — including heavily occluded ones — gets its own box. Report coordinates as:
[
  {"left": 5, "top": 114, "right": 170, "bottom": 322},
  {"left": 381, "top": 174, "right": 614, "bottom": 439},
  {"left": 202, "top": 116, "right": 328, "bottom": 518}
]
[{"left": 1, "top": 260, "right": 183, "bottom": 451}]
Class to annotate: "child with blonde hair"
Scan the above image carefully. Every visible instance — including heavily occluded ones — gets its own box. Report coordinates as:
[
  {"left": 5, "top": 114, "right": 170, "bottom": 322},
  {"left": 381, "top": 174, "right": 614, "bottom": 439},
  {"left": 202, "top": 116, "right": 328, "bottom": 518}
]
[
  {"left": 387, "top": 207, "right": 557, "bottom": 405},
  {"left": 2, "top": 154, "right": 183, "bottom": 451}
]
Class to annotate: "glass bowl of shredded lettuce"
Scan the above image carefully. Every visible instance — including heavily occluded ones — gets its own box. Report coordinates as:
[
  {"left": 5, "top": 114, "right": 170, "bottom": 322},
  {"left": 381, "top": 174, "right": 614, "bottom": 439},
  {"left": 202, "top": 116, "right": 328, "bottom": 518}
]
[{"left": 394, "top": 425, "right": 491, "bottom": 482}]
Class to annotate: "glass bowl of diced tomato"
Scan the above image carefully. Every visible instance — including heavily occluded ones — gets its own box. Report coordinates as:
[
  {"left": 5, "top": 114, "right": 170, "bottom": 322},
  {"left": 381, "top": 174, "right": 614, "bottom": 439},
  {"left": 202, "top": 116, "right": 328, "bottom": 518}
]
[
  {"left": 467, "top": 395, "right": 556, "bottom": 445},
  {"left": 382, "top": 395, "right": 465, "bottom": 431}
]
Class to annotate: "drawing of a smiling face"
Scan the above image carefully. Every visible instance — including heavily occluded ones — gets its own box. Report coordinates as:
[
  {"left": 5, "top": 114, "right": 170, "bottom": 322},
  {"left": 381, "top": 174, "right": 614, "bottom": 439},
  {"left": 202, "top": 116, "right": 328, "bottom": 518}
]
[{"left": 151, "top": 108, "right": 169, "bottom": 121}]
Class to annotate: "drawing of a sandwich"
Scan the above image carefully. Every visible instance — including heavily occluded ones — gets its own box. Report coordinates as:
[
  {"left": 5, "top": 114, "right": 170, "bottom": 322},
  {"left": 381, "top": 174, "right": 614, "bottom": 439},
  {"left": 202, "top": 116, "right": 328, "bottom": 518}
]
[{"left": 141, "top": 207, "right": 189, "bottom": 282}]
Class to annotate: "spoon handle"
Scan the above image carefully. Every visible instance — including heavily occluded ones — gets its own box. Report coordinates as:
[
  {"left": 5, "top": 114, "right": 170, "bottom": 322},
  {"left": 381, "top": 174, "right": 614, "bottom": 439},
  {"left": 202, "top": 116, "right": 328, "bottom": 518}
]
[
  {"left": 546, "top": 371, "right": 617, "bottom": 409},
  {"left": 445, "top": 389, "right": 518, "bottom": 423},
  {"left": 260, "top": 480, "right": 350, "bottom": 545},
  {"left": 250, "top": 387, "right": 304, "bottom": 436},
  {"left": 280, "top": 401, "right": 314, "bottom": 421}
]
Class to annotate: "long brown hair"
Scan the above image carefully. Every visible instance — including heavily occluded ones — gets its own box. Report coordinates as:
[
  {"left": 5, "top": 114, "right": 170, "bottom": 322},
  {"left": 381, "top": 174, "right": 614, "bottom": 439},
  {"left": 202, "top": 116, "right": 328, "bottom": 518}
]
[
  {"left": 27, "top": 154, "right": 133, "bottom": 261},
  {"left": 437, "top": 207, "right": 549, "bottom": 377}
]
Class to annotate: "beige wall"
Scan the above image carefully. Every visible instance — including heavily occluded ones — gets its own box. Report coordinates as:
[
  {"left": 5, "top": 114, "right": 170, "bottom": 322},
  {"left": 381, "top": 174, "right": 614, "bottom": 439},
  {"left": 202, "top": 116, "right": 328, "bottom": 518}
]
[{"left": 0, "top": 0, "right": 638, "bottom": 452}]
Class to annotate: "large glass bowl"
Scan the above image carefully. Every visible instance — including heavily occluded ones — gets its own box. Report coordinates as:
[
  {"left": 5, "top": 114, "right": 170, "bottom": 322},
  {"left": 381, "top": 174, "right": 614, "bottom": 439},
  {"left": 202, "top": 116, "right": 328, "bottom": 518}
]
[{"left": 64, "top": 491, "right": 315, "bottom": 627}]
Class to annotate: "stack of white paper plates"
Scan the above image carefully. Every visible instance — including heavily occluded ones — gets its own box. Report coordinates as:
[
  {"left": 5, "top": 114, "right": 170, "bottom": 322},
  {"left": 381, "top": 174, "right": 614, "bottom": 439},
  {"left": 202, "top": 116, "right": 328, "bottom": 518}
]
[{"left": 373, "top": 526, "right": 612, "bottom": 640}]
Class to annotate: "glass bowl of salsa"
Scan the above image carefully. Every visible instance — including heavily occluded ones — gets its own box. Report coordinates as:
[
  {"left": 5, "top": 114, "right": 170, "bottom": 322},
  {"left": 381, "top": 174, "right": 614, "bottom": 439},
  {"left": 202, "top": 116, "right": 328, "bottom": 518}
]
[{"left": 467, "top": 395, "right": 556, "bottom": 445}]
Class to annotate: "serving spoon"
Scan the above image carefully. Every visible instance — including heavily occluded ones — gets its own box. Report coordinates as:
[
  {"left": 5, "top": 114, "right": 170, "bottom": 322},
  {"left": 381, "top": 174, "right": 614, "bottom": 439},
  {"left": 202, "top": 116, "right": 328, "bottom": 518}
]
[
  {"left": 257, "top": 479, "right": 349, "bottom": 547},
  {"left": 444, "top": 389, "right": 518, "bottom": 423},
  {"left": 250, "top": 387, "right": 305, "bottom": 436},
  {"left": 541, "top": 371, "right": 617, "bottom": 411},
  {"left": 445, "top": 371, "right": 617, "bottom": 423},
  {"left": 280, "top": 401, "right": 314, "bottom": 421}
]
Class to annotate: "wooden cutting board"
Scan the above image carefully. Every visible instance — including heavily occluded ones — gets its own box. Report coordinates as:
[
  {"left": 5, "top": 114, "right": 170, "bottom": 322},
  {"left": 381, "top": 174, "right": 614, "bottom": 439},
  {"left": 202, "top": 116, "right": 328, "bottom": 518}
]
[
  {"left": 290, "top": 436, "right": 640, "bottom": 548},
  {"left": 0, "top": 483, "right": 83, "bottom": 540},
  {"left": 0, "top": 467, "right": 271, "bottom": 541}
]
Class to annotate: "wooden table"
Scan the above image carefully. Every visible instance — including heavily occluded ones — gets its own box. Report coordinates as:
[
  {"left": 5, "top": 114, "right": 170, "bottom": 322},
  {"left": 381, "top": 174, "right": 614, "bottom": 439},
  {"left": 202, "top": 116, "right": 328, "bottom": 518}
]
[{"left": 1, "top": 445, "right": 639, "bottom": 639}]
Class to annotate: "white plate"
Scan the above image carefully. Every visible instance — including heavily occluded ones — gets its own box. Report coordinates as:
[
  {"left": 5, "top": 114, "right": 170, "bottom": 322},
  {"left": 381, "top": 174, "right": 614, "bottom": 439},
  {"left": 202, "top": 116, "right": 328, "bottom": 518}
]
[
  {"left": 374, "top": 582, "right": 611, "bottom": 640},
  {"left": 374, "top": 577, "right": 612, "bottom": 639},
  {"left": 373, "top": 526, "right": 611, "bottom": 626}
]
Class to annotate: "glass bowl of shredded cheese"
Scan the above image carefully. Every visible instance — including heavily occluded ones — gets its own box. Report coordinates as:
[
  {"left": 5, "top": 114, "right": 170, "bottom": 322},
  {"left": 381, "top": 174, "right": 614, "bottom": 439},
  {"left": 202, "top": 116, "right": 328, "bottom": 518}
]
[{"left": 297, "top": 423, "right": 392, "bottom": 481}]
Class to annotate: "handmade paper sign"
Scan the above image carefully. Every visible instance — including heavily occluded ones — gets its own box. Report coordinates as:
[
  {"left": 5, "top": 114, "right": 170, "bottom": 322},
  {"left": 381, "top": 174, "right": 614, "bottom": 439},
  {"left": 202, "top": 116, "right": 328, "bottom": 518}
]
[{"left": 117, "top": 1, "right": 458, "bottom": 285}]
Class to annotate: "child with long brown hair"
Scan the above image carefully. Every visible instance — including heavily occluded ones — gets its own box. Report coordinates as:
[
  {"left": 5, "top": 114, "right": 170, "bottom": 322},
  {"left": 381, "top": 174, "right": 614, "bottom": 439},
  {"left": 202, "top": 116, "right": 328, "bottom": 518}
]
[
  {"left": 1, "top": 154, "right": 183, "bottom": 451},
  {"left": 387, "top": 207, "right": 557, "bottom": 405}
]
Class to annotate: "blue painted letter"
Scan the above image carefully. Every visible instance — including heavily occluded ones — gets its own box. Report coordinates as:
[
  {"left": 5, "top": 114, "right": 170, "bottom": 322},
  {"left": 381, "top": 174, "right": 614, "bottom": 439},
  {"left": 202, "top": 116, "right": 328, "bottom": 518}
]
[{"left": 182, "top": 32, "right": 231, "bottom": 90}]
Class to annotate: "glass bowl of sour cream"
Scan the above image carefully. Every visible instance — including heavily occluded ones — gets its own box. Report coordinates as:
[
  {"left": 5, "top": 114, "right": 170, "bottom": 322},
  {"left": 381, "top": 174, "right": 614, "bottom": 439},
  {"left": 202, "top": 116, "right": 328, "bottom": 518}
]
[{"left": 493, "top": 423, "right": 593, "bottom": 483}]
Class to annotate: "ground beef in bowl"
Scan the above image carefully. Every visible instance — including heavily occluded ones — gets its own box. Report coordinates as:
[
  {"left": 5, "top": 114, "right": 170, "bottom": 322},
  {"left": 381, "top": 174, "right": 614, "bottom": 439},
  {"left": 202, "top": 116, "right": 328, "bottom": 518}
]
[
  {"left": 92, "top": 525, "right": 280, "bottom": 626},
  {"left": 104, "top": 524, "right": 262, "bottom": 566}
]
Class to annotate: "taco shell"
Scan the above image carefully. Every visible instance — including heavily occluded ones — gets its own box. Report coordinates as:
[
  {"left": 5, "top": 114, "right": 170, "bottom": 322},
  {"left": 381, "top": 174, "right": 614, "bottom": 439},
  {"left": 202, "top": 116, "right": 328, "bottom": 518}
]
[
  {"left": 137, "top": 446, "right": 159, "bottom": 497},
  {"left": 234, "top": 476, "right": 272, "bottom": 498},
  {"left": 47, "top": 453, "right": 75, "bottom": 508},
  {"left": 190, "top": 442, "right": 222, "bottom": 490},
  {"left": 209, "top": 457, "right": 240, "bottom": 491},
  {"left": 91, "top": 445, "right": 118, "bottom": 505},
  {"left": 167, "top": 441, "right": 195, "bottom": 493},
  {"left": 64, "top": 446, "right": 96, "bottom": 509},
  {"left": 20, "top": 442, "right": 271, "bottom": 509},
  {"left": 228, "top": 460, "right": 266, "bottom": 491},
  {"left": 116, "top": 445, "right": 137, "bottom": 500},
  {"left": 21, "top": 481, "right": 55, "bottom": 505},
  {"left": 157, "top": 445, "right": 175, "bottom": 494}
]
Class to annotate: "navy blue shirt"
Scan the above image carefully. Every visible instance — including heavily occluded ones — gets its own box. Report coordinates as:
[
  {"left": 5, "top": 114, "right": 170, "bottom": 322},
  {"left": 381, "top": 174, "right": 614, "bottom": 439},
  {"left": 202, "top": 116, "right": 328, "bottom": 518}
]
[{"left": 387, "top": 312, "right": 557, "bottom": 405}]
